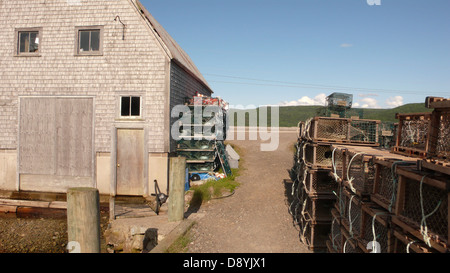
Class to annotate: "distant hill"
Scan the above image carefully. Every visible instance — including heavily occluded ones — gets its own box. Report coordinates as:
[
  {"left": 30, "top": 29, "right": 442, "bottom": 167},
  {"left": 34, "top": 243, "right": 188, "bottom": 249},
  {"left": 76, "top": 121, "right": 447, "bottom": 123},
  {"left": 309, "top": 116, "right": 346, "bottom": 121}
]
[{"left": 228, "top": 103, "right": 431, "bottom": 127}]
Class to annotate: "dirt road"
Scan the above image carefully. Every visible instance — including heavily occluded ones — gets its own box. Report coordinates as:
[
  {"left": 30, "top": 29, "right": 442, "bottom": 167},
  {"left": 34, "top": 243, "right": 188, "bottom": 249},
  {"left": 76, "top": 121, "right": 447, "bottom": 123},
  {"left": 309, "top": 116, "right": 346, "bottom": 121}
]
[{"left": 187, "top": 128, "right": 310, "bottom": 253}]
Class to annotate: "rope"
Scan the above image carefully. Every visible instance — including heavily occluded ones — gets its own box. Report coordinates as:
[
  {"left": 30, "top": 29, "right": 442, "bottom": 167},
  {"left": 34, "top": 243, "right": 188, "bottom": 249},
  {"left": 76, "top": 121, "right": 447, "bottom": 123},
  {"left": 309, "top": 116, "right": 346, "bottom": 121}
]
[
  {"left": 331, "top": 217, "right": 339, "bottom": 251},
  {"left": 346, "top": 152, "right": 365, "bottom": 194},
  {"left": 331, "top": 147, "right": 341, "bottom": 182},
  {"left": 303, "top": 118, "right": 313, "bottom": 141},
  {"left": 419, "top": 174, "right": 442, "bottom": 247},
  {"left": 406, "top": 240, "right": 417, "bottom": 254},
  {"left": 371, "top": 212, "right": 388, "bottom": 253},
  {"left": 348, "top": 195, "right": 356, "bottom": 237},
  {"left": 302, "top": 142, "right": 307, "bottom": 165}
]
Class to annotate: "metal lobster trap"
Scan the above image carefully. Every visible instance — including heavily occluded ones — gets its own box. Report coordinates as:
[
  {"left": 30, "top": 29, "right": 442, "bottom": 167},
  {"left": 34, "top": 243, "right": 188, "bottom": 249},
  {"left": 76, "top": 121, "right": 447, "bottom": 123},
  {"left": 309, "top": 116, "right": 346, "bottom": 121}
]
[{"left": 392, "top": 167, "right": 449, "bottom": 253}]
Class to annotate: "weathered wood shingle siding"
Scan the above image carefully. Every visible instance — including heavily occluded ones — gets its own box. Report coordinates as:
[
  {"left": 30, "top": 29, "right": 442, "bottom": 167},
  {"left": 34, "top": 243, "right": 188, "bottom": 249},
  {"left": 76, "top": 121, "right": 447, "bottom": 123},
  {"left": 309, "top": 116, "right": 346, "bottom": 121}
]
[
  {"left": 169, "top": 61, "right": 212, "bottom": 151},
  {"left": 0, "top": 0, "right": 169, "bottom": 153}
]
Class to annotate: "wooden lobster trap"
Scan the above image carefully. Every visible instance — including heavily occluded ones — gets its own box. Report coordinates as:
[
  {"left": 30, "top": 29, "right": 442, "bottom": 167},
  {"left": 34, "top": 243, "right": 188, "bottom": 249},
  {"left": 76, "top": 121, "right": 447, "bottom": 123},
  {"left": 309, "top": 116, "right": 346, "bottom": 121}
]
[
  {"left": 341, "top": 227, "right": 365, "bottom": 253},
  {"left": 391, "top": 228, "right": 437, "bottom": 253},
  {"left": 329, "top": 146, "right": 347, "bottom": 184},
  {"left": 304, "top": 117, "right": 380, "bottom": 146},
  {"left": 302, "top": 167, "right": 338, "bottom": 196},
  {"left": 344, "top": 149, "right": 376, "bottom": 198},
  {"left": 359, "top": 204, "right": 393, "bottom": 253},
  {"left": 426, "top": 96, "right": 450, "bottom": 161},
  {"left": 327, "top": 208, "right": 344, "bottom": 253},
  {"left": 302, "top": 142, "right": 334, "bottom": 169},
  {"left": 372, "top": 158, "right": 417, "bottom": 212},
  {"left": 298, "top": 214, "right": 331, "bottom": 252},
  {"left": 338, "top": 188, "right": 366, "bottom": 239},
  {"left": 428, "top": 109, "right": 450, "bottom": 161},
  {"left": 392, "top": 166, "right": 449, "bottom": 253},
  {"left": 392, "top": 112, "right": 433, "bottom": 158},
  {"left": 302, "top": 194, "right": 335, "bottom": 223}
]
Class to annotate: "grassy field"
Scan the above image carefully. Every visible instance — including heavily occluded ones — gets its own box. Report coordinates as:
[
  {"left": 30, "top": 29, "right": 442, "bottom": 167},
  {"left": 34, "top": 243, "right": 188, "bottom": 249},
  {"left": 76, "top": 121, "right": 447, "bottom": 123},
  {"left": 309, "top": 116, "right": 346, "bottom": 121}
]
[{"left": 228, "top": 103, "right": 431, "bottom": 127}]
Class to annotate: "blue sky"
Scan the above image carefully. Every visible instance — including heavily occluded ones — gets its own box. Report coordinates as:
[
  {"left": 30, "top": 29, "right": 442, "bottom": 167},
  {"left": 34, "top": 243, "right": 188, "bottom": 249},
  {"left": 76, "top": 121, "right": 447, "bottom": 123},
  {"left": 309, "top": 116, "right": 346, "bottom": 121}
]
[{"left": 141, "top": 0, "right": 450, "bottom": 108}]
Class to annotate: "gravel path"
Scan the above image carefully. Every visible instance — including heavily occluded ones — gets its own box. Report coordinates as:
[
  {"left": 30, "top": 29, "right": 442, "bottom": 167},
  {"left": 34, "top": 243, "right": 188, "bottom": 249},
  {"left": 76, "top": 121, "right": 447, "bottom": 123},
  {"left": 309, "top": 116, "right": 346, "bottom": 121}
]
[{"left": 187, "top": 129, "right": 310, "bottom": 253}]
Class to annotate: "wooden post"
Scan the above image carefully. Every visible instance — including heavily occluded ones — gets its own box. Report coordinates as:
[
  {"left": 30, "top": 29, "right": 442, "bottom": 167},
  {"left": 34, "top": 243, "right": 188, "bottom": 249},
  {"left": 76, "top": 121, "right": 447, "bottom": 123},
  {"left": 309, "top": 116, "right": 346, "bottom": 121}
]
[
  {"left": 67, "top": 187, "right": 101, "bottom": 253},
  {"left": 168, "top": 156, "right": 186, "bottom": 222}
]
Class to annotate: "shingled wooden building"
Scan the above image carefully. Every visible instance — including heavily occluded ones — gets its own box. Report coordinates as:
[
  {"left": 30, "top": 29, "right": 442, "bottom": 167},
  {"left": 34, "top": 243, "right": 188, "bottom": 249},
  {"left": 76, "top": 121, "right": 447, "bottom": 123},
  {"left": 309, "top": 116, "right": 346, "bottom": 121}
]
[{"left": 0, "top": 0, "right": 213, "bottom": 198}]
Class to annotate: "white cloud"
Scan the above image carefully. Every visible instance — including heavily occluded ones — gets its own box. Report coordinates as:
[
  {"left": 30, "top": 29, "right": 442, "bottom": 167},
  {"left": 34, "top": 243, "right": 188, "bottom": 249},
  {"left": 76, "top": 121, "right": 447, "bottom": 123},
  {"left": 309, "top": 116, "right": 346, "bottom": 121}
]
[
  {"left": 359, "top": 97, "right": 379, "bottom": 108},
  {"left": 340, "top": 43, "right": 353, "bottom": 48},
  {"left": 386, "top": 96, "right": 404, "bottom": 108},
  {"left": 279, "top": 93, "right": 327, "bottom": 106}
]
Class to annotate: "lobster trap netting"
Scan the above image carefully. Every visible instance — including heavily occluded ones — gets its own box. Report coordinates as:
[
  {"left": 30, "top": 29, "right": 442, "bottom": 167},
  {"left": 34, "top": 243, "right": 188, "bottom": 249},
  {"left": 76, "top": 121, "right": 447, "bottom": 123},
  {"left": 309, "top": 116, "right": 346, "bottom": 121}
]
[
  {"left": 314, "top": 118, "right": 349, "bottom": 141},
  {"left": 304, "top": 196, "right": 334, "bottom": 221},
  {"left": 335, "top": 185, "right": 348, "bottom": 218},
  {"left": 304, "top": 143, "right": 333, "bottom": 168},
  {"left": 305, "top": 170, "right": 337, "bottom": 195},
  {"left": 435, "top": 111, "right": 450, "bottom": 159},
  {"left": 401, "top": 176, "right": 448, "bottom": 241},
  {"left": 177, "top": 150, "right": 216, "bottom": 161},
  {"left": 362, "top": 212, "right": 390, "bottom": 253},
  {"left": 342, "top": 235, "right": 364, "bottom": 253},
  {"left": 347, "top": 196, "right": 362, "bottom": 237},
  {"left": 349, "top": 120, "right": 378, "bottom": 143},
  {"left": 187, "top": 162, "right": 216, "bottom": 172},
  {"left": 375, "top": 164, "right": 396, "bottom": 208},
  {"left": 301, "top": 221, "right": 331, "bottom": 251},
  {"left": 399, "top": 118, "right": 431, "bottom": 150},
  {"left": 177, "top": 139, "right": 215, "bottom": 150}
]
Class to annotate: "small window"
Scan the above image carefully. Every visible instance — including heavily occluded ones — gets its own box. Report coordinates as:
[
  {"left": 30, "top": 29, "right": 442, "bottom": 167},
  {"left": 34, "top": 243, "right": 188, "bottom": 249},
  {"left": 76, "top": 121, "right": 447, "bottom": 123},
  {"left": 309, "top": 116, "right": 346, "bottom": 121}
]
[
  {"left": 121, "top": 96, "right": 141, "bottom": 117},
  {"left": 15, "top": 28, "right": 42, "bottom": 56},
  {"left": 75, "top": 26, "right": 103, "bottom": 55}
]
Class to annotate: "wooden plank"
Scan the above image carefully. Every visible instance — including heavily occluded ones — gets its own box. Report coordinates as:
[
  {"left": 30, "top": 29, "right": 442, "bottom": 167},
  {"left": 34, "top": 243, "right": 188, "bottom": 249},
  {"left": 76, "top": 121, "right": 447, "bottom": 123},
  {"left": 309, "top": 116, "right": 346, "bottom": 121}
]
[
  {"left": 429, "top": 100, "right": 450, "bottom": 109},
  {"left": 0, "top": 198, "right": 50, "bottom": 208},
  {"left": 419, "top": 159, "right": 450, "bottom": 177},
  {"left": 396, "top": 167, "right": 448, "bottom": 191},
  {"left": 394, "top": 175, "right": 406, "bottom": 216},
  {"left": 0, "top": 205, "right": 17, "bottom": 213}
]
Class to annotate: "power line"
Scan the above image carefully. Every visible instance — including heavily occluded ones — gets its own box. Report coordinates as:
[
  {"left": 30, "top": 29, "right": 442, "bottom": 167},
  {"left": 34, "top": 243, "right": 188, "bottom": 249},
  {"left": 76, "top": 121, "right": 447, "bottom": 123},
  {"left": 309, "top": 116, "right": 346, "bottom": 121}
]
[{"left": 205, "top": 73, "right": 450, "bottom": 95}]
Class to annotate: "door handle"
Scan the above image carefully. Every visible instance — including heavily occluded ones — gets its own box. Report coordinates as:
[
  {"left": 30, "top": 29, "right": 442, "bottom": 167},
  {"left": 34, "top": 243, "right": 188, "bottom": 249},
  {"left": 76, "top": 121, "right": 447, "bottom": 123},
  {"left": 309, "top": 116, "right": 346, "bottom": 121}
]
[{"left": 117, "top": 164, "right": 120, "bottom": 167}]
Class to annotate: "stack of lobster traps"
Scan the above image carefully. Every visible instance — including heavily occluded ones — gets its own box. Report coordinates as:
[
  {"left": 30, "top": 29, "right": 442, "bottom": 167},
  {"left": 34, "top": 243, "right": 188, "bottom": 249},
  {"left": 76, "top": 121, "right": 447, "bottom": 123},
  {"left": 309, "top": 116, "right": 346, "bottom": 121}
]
[
  {"left": 327, "top": 96, "right": 450, "bottom": 253},
  {"left": 290, "top": 116, "right": 380, "bottom": 252}
]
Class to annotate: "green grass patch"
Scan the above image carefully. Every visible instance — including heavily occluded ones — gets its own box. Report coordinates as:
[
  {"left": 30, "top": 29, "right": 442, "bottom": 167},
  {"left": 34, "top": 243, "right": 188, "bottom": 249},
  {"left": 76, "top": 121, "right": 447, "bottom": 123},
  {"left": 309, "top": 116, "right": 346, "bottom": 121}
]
[{"left": 188, "top": 143, "right": 243, "bottom": 208}]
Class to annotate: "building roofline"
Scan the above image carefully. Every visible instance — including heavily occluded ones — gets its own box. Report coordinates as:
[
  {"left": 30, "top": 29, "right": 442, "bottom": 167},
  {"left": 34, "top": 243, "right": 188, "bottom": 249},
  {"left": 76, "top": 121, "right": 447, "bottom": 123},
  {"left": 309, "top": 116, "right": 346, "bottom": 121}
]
[{"left": 134, "top": 0, "right": 213, "bottom": 94}]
